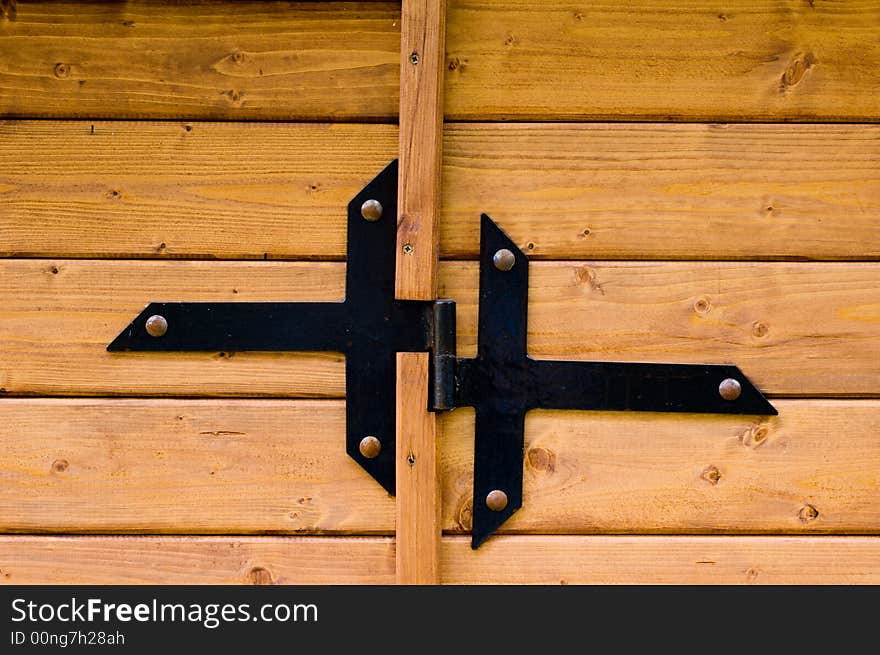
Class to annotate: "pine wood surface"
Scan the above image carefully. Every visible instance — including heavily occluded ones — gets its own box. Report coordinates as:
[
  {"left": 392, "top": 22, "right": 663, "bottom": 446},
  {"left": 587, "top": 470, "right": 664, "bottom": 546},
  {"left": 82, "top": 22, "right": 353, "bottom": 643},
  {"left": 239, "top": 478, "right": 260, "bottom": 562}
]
[
  {"left": 0, "top": 1, "right": 400, "bottom": 120},
  {"left": 444, "top": 0, "right": 880, "bottom": 121},
  {"left": 0, "top": 399, "right": 876, "bottom": 535},
  {"left": 0, "top": 536, "right": 396, "bottom": 584},
  {"left": 1, "top": 260, "right": 877, "bottom": 397},
  {"left": 1, "top": 535, "right": 878, "bottom": 584},
  {"left": 3, "top": 122, "right": 877, "bottom": 261},
  {"left": 396, "top": 353, "right": 441, "bottom": 583},
  {"left": 441, "top": 401, "right": 880, "bottom": 535}
]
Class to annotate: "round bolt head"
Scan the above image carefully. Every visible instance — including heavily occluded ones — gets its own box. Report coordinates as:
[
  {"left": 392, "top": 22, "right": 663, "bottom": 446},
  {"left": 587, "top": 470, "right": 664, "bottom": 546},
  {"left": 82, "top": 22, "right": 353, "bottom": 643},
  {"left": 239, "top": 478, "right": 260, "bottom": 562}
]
[
  {"left": 719, "top": 378, "right": 742, "bottom": 401},
  {"left": 360, "top": 199, "right": 383, "bottom": 222},
  {"left": 493, "top": 248, "right": 516, "bottom": 271},
  {"left": 145, "top": 314, "right": 168, "bottom": 338},
  {"left": 485, "top": 489, "right": 508, "bottom": 512},
  {"left": 359, "top": 435, "right": 381, "bottom": 459}
]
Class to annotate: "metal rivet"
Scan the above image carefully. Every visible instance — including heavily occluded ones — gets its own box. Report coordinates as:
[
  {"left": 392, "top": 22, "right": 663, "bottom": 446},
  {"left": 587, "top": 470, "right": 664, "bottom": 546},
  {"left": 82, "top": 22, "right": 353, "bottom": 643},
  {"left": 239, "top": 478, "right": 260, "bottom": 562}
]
[
  {"left": 359, "top": 435, "right": 381, "bottom": 459},
  {"left": 145, "top": 314, "right": 168, "bottom": 338},
  {"left": 485, "top": 489, "right": 508, "bottom": 512},
  {"left": 402, "top": 243, "right": 414, "bottom": 255},
  {"left": 719, "top": 378, "right": 742, "bottom": 401},
  {"left": 360, "top": 199, "right": 383, "bottom": 222},
  {"left": 493, "top": 248, "right": 515, "bottom": 271}
]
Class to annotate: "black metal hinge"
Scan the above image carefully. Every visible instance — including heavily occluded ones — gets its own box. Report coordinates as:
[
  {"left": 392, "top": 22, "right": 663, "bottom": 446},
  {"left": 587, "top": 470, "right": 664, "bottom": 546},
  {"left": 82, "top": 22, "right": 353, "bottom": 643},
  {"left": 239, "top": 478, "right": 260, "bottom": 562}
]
[{"left": 109, "top": 160, "right": 776, "bottom": 548}]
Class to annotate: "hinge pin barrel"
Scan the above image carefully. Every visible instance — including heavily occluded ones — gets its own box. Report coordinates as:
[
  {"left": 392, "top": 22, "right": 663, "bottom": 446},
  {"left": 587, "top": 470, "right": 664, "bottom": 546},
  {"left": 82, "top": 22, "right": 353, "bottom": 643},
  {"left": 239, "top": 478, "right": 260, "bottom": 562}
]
[{"left": 430, "top": 299, "right": 457, "bottom": 411}]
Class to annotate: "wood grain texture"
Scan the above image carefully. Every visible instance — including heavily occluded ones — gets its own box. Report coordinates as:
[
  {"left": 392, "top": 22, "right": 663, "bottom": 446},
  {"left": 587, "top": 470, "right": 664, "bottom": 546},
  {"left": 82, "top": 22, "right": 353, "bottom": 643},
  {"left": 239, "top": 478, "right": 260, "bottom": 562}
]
[
  {"left": 0, "top": 536, "right": 395, "bottom": 584},
  {"left": 444, "top": 0, "right": 880, "bottom": 121},
  {"left": 444, "top": 261, "right": 880, "bottom": 397},
  {"left": 441, "top": 536, "right": 880, "bottom": 584},
  {"left": 441, "top": 401, "right": 880, "bottom": 535},
  {"left": 441, "top": 124, "right": 880, "bottom": 260},
  {"left": 0, "top": 260, "right": 346, "bottom": 397},
  {"left": 3, "top": 122, "right": 876, "bottom": 261},
  {"left": 3, "top": 398, "right": 877, "bottom": 535},
  {"left": 0, "top": 1, "right": 400, "bottom": 120},
  {"left": 1, "top": 260, "right": 877, "bottom": 396},
  {"left": 0, "top": 399, "right": 392, "bottom": 534},
  {"left": 0, "top": 121, "right": 397, "bottom": 260},
  {"left": 2, "top": 535, "right": 876, "bottom": 584},
  {"left": 395, "top": 0, "right": 446, "bottom": 299},
  {"left": 396, "top": 353, "right": 440, "bottom": 583}
]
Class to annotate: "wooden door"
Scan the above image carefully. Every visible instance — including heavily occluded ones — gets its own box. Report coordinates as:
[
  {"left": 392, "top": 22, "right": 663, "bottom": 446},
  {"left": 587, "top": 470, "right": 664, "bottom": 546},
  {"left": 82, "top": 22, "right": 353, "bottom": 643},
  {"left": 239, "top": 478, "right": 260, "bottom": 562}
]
[{"left": 1, "top": 0, "right": 879, "bottom": 584}]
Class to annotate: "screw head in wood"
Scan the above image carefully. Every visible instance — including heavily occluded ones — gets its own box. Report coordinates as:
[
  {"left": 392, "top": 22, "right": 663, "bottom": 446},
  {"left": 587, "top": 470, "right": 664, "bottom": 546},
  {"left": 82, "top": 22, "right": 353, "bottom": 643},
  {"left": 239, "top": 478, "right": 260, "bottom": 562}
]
[
  {"left": 402, "top": 243, "right": 414, "bottom": 255},
  {"left": 360, "top": 199, "right": 383, "bottom": 222},
  {"left": 359, "top": 435, "right": 381, "bottom": 459},
  {"left": 493, "top": 248, "right": 516, "bottom": 271},
  {"left": 719, "top": 378, "right": 742, "bottom": 401},
  {"left": 145, "top": 314, "right": 168, "bottom": 338},
  {"left": 485, "top": 489, "right": 508, "bottom": 512}
]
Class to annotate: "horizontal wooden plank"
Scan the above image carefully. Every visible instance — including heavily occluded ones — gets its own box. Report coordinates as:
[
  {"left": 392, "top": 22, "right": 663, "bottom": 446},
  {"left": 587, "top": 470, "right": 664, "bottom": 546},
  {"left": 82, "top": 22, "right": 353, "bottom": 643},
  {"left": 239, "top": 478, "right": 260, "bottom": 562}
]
[
  {"left": 0, "top": 260, "right": 346, "bottom": 397},
  {"left": 441, "top": 536, "right": 880, "bottom": 584},
  {"left": 0, "top": 122, "right": 397, "bottom": 260},
  {"left": 445, "top": 261, "right": 880, "bottom": 397},
  {"left": 2, "top": 536, "right": 876, "bottom": 584},
  {"left": 1, "top": 260, "right": 877, "bottom": 396},
  {"left": 3, "top": 122, "right": 876, "bottom": 261},
  {"left": 0, "top": 399, "right": 392, "bottom": 534},
  {"left": 0, "top": 1, "right": 399, "bottom": 120},
  {"left": 445, "top": 0, "right": 880, "bottom": 121},
  {"left": 441, "top": 124, "right": 880, "bottom": 260},
  {"left": 0, "top": 536, "right": 395, "bottom": 584},
  {"left": 2, "top": 399, "right": 877, "bottom": 535},
  {"left": 441, "top": 401, "right": 880, "bottom": 535}
]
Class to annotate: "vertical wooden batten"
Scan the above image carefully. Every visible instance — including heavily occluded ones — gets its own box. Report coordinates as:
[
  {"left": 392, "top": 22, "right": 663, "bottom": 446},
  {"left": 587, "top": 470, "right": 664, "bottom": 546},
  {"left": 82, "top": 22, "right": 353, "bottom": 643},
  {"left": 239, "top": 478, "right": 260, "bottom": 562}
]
[
  {"left": 396, "top": 0, "right": 447, "bottom": 300},
  {"left": 395, "top": 0, "right": 447, "bottom": 584},
  {"left": 396, "top": 353, "right": 441, "bottom": 584}
]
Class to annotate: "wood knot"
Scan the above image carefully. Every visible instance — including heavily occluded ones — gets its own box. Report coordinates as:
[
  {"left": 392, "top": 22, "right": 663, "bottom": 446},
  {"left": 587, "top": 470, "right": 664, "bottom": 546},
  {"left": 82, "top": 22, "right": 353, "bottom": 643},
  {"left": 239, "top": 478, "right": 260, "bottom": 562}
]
[
  {"left": 693, "top": 296, "right": 712, "bottom": 315},
  {"left": 105, "top": 189, "right": 121, "bottom": 200},
  {"left": 780, "top": 52, "right": 815, "bottom": 91},
  {"left": 700, "top": 465, "right": 721, "bottom": 485},
  {"left": 52, "top": 459, "right": 69, "bottom": 473},
  {"left": 575, "top": 266, "right": 605, "bottom": 294},
  {"left": 457, "top": 496, "right": 473, "bottom": 532},
  {"left": 223, "top": 89, "right": 244, "bottom": 104},
  {"left": 48, "top": 265, "right": 59, "bottom": 275},
  {"left": 447, "top": 56, "right": 467, "bottom": 73},
  {"left": 1, "top": 0, "right": 18, "bottom": 21},
  {"left": 751, "top": 321, "right": 769, "bottom": 338},
  {"left": 741, "top": 424, "right": 770, "bottom": 449},
  {"left": 764, "top": 202, "right": 780, "bottom": 217},
  {"left": 231, "top": 50, "right": 246, "bottom": 65},
  {"left": 798, "top": 504, "right": 819, "bottom": 523},
  {"left": 53, "top": 63, "right": 70, "bottom": 79},
  {"left": 526, "top": 446, "right": 557, "bottom": 473},
  {"left": 247, "top": 566, "right": 273, "bottom": 585},
  {"left": 745, "top": 567, "right": 761, "bottom": 583}
]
